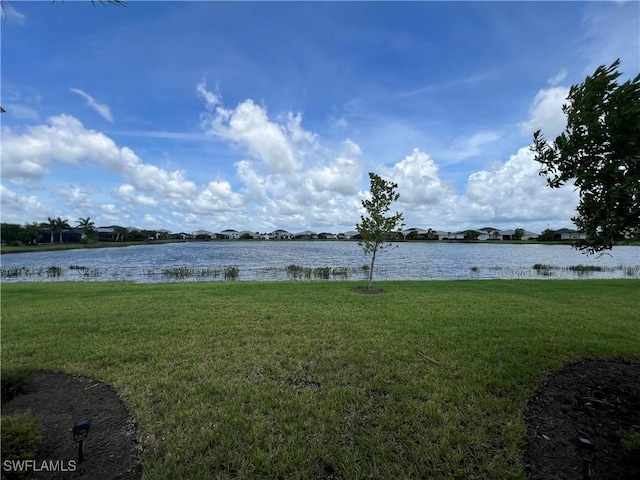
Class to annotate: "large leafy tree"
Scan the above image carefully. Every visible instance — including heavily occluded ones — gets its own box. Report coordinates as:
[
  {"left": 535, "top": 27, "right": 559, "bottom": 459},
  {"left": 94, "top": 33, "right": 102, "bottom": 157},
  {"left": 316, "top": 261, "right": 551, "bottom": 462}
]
[
  {"left": 532, "top": 59, "right": 640, "bottom": 254},
  {"left": 356, "top": 172, "right": 404, "bottom": 291},
  {"left": 22, "top": 222, "right": 42, "bottom": 244}
]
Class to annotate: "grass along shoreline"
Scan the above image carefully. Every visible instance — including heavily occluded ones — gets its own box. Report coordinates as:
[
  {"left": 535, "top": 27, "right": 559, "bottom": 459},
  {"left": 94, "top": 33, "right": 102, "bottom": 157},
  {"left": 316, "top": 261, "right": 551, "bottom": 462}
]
[
  {"left": 2, "top": 262, "right": 638, "bottom": 282},
  {"left": 2, "top": 280, "right": 639, "bottom": 479}
]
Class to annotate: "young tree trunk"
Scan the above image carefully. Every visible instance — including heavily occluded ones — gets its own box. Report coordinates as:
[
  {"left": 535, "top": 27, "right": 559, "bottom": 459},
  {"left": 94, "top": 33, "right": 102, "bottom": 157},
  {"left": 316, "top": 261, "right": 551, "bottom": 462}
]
[{"left": 368, "top": 247, "right": 377, "bottom": 290}]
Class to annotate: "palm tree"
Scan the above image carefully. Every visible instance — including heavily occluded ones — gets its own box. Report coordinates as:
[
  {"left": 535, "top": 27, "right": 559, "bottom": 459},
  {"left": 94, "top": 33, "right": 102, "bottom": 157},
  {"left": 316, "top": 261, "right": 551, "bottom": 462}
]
[
  {"left": 55, "top": 217, "right": 70, "bottom": 244},
  {"left": 114, "top": 226, "right": 128, "bottom": 242},
  {"left": 77, "top": 217, "right": 96, "bottom": 241},
  {"left": 44, "top": 217, "right": 57, "bottom": 244}
]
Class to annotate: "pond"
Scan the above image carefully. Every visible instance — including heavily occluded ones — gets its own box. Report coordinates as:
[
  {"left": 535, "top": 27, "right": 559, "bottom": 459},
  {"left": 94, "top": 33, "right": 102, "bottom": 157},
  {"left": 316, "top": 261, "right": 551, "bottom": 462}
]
[{"left": 1, "top": 241, "right": 639, "bottom": 282}]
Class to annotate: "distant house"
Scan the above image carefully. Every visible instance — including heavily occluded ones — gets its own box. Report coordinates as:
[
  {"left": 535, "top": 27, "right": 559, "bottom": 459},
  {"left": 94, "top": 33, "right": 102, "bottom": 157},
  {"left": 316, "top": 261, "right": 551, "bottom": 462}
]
[
  {"left": 220, "top": 229, "right": 239, "bottom": 239},
  {"left": 554, "top": 228, "right": 587, "bottom": 241},
  {"left": 152, "top": 229, "right": 171, "bottom": 240},
  {"left": 271, "top": 229, "right": 292, "bottom": 239},
  {"left": 495, "top": 229, "right": 537, "bottom": 241},
  {"left": 193, "top": 230, "right": 213, "bottom": 240},
  {"left": 294, "top": 230, "right": 317, "bottom": 240},
  {"left": 521, "top": 231, "right": 539, "bottom": 240},
  {"left": 237, "top": 231, "right": 260, "bottom": 239},
  {"left": 170, "top": 232, "right": 192, "bottom": 240},
  {"left": 498, "top": 229, "right": 517, "bottom": 241},
  {"left": 476, "top": 227, "right": 501, "bottom": 240},
  {"left": 318, "top": 232, "right": 336, "bottom": 239},
  {"left": 96, "top": 226, "right": 118, "bottom": 241},
  {"left": 340, "top": 231, "right": 361, "bottom": 240},
  {"left": 403, "top": 227, "right": 428, "bottom": 240}
]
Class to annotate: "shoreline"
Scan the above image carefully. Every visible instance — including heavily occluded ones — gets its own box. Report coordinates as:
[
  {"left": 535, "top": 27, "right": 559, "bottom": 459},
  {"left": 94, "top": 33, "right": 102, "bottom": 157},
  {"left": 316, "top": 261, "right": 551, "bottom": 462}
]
[{"left": 2, "top": 238, "right": 626, "bottom": 255}]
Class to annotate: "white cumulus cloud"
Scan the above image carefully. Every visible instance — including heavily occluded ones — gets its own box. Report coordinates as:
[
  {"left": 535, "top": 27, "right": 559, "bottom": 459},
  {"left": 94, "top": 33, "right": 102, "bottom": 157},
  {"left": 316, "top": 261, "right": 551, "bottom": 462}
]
[
  {"left": 382, "top": 148, "right": 452, "bottom": 207},
  {"left": 1, "top": 115, "right": 198, "bottom": 200},
  {"left": 114, "top": 184, "right": 158, "bottom": 207},
  {"left": 0, "top": 185, "right": 47, "bottom": 223},
  {"left": 517, "top": 86, "right": 569, "bottom": 139},
  {"left": 198, "top": 83, "right": 317, "bottom": 173},
  {"left": 464, "top": 146, "right": 578, "bottom": 224}
]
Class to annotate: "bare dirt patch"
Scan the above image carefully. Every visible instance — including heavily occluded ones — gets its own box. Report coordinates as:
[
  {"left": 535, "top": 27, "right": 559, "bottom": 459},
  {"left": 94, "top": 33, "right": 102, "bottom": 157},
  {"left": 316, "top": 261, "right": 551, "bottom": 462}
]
[
  {"left": 524, "top": 358, "right": 640, "bottom": 480},
  {"left": 2, "top": 372, "right": 141, "bottom": 479}
]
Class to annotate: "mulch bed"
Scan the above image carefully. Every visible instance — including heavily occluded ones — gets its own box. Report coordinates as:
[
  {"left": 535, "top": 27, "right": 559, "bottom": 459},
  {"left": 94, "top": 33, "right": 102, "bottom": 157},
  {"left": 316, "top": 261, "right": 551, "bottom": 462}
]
[
  {"left": 2, "top": 372, "right": 141, "bottom": 479},
  {"left": 524, "top": 358, "right": 640, "bottom": 480}
]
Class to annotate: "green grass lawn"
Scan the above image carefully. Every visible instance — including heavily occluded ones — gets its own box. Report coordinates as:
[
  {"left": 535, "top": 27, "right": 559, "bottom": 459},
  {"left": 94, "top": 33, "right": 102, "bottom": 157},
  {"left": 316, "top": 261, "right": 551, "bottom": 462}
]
[{"left": 2, "top": 280, "right": 639, "bottom": 479}]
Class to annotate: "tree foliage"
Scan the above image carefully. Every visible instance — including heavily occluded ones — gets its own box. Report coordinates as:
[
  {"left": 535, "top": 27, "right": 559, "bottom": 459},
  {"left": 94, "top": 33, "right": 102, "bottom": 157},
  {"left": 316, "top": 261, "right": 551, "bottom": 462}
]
[
  {"left": 532, "top": 59, "right": 640, "bottom": 254},
  {"left": 356, "top": 172, "right": 404, "bottom": 291},
  {"left": 537, "top": 229, "right": 555, "bottom": 242},
  {"left": 77, "top": 217, "right": 97, "bottom": 243},
  {"left": 463, "top": 230, "right": 480, "bottom": 241}
]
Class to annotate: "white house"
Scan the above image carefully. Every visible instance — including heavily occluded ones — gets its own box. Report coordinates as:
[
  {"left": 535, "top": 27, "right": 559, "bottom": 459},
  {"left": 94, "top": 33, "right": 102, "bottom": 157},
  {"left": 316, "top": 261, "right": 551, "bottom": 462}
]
[
  {"left": 220, "top": 229, "right": 240, "bottom": 239},
  {"left": 294, "top": 230, "right": 317, "bottom": 240},
  {"left": 341, "top": 230, "right": 360, "bottom": 239},
  {"left": 403, "top": 227, "right": 428, "bottom": 239},
  {"left": 270, "top": 229, "right": 293, "bottom": 239},
  {"left": 554, "top": 228, "right": 587, "bottom": 240}
]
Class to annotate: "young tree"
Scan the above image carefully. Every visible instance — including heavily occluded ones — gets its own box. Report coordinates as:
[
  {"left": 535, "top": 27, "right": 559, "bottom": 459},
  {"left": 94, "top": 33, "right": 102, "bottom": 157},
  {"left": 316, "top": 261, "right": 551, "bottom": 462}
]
[
  {"left": 356, "top": 172, "right": 404, "bottom": 291},
  {"left": 532, "top": 59, "right": 640, "bottom": 254}
]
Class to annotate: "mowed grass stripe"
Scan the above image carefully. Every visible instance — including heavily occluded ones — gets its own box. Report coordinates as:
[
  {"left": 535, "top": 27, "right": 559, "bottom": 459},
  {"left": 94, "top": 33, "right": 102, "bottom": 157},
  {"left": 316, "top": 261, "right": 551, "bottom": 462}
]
[{"left": 2, "top": 280, "right": 638, "bottom": 479}]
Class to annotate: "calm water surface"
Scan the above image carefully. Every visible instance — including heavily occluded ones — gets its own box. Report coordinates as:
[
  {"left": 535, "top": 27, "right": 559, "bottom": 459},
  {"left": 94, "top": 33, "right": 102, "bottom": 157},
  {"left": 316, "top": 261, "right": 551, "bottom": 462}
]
[{"left": 1, "top": 242, "right": 639, "bottom": 282}]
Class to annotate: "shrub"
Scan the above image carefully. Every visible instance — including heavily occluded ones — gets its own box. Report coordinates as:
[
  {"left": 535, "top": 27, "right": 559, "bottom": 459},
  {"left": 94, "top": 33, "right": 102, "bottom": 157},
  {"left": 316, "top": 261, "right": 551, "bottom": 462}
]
[
  {"left": 46, "top": 266, "right": 62, "bottom": 277},
  {"left": 224, "top": 266, "right": 239, "bottom": 280},
  {"left": 1, "top": 369, "right": 32, "bottom": 404},
  {"left": 622, "top": 430, "right": 640, "bottom": 454},
  {"left": 1, "top": 414, "right": 42, "bottom": 461}
]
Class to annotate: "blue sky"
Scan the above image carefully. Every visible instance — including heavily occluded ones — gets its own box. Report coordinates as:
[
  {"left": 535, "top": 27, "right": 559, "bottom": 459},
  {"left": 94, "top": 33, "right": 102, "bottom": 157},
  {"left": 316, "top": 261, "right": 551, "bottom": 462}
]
[{"left": 2, "top": 1, "right": 639, "bottom": 234}]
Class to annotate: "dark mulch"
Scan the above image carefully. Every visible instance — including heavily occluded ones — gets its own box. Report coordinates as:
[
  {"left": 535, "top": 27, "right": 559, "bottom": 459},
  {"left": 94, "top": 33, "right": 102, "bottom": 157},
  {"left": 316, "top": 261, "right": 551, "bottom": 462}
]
[
  {"left": 524, "top": 359, "right": 640, "bottom": 480},
  {"left": 2, "top": 372, "right": 141, "bottom": 479}
]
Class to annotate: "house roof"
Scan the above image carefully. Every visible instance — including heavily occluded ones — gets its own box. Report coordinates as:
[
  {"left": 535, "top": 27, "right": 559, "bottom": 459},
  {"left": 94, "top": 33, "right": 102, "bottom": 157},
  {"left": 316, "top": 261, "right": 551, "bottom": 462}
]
[{"left": 403, "top": 227, "right": 427, "bottom": 234}]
